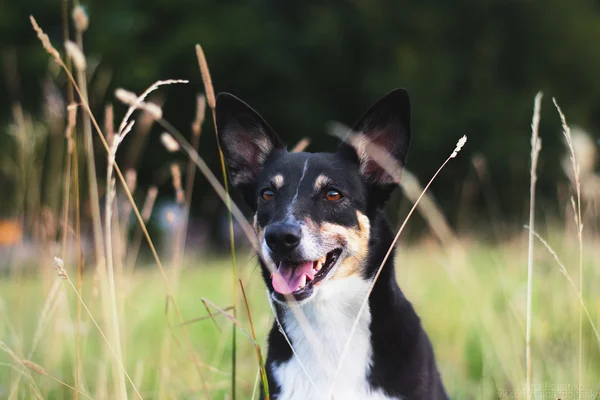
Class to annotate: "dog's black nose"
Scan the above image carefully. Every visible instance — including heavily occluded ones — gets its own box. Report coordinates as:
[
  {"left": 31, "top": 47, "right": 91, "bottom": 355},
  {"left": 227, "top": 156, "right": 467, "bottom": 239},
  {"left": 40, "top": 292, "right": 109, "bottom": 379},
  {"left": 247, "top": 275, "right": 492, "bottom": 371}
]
[{"left": 265, "top": 223, "right": 302, "bottom": 254}]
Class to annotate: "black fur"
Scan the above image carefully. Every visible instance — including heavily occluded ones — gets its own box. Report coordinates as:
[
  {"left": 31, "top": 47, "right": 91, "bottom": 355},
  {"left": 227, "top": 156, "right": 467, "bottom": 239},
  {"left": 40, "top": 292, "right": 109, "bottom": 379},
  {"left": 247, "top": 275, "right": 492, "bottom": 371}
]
[{"left": 217, "top": 89, "right": 448, "bottom": 399}]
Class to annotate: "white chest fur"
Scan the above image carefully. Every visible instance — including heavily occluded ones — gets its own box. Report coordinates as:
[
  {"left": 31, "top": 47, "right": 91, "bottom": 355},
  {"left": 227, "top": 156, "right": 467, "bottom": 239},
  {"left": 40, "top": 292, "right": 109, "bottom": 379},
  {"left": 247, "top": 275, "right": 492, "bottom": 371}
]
[{"left": 270, "top": 277, "right": 395, "bottom": 400}]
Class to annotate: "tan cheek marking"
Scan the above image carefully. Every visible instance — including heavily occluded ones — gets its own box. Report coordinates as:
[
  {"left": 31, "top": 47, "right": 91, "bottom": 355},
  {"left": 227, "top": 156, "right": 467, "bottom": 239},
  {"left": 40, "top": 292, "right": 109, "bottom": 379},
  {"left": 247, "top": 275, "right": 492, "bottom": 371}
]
[
  {"left": 272, "top": 174, "right": 284, "bottom": 189},
  {"left": 313, "top": 174, "right": 331, "bottom": 192},
  {"left": 320, "top": 211, "right": 370, "bottom": 280},
  {"left": 253, "top": 213, "right": 265, "bottom": 240}
]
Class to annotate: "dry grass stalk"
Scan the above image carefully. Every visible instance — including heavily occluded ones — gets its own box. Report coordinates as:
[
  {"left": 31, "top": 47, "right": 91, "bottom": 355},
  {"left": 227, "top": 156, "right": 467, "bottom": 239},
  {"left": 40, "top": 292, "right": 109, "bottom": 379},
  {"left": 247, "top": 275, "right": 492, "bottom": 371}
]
[
  {"left": 61, "top": 103, "right": 77, "bottom": 258},
  {"left": 162, "top": 132, "right": 259, "bottom": 251},
  {"left": 192, "top": 94, "right": 207, "bottom": 136},
  {"left": 329, "top": 134, "right": 467, "bottom": 397},
  {"left": 142, "top": 186, "right": 158, "bottom": 222},
  {"left": 58, "top": 14, "right": 83, "bottom": 394},
  {"left": 67, "top": 14, "right": 105, "bottom": 269},
  {"left": 65, "top": 104, "right": 77, "bottom": 153},
  {"left": 122, "top": 169, "right": 138, "bottom": 240},
  {"left": 112, "top": 81, "right": 213, "bottom": 395},
  {"left": 553, "top": 98, "right": 584, "bottom": 395},
  {"left": 30, "top": 17, "right": 210, "bottom": 397},
  {"left": 126, "top": 186, "right": 159, "bottom": 270},
  {"left": 69, "top": 105, "right": 84, "bottom": 400},
  {"left": 400, "top": 170, "right": 457, "bottom": 248},
  {"left": 175, "top": 94, "right": 208, "bottom": 267},
  {"left": 291, "top": 137, "right": 311, "bottom": 153},
  {"left": 116, "top": 88, "right": 164, "bottom": 120},
  {"left": 4, "top": 278, "right": 62, "bottom": 397},
  {"left": 175, "top": 94, "right": 207, "bottom": 267},
  {"left": 141, "top": 102, "right": 162, "bottom": 120},
  {"left": 161, "top": 132, "right": 180, "bottom": 152},
  {"left": 0, "top": 342, "right": 44, "bottom": 400},
  {"left": 526, "top": 227, "right": 600, "bottom": 346},
  {"left": 31, "top": 20, "right": 238, "bottom": 396},
  {"left": 52, "top": 256, "right": 143, "bottom": 398},
  {"left": 114, "top": 80, "right": 187, "bottom": 135},
  {"left": 196, "top": 42, "right": 237, "bottom": 399},
  {"left": 22, "top": 359, "right": 94, "bottom": 399},
  {"left": 560, "top": 128, "right": 600, "bottom": 227},
  {"left": 64, "top": 41, "right": 86, "bottom": 71},
  {"left": 105, "top": 119, "right": 135, "bottom": 400},
  {"left": 170, "top": 164, "right": 182, "bottom": 190},
  {"left": 105, "top": 104, "right": 115, "bottom": 148},
  {"left": 115, "top": 88, "right": 138, "bottom": 105},
  {"left": 28, "top": 280, "right": 63, "bottom": 359},
  {"left": 526, "top": 91, "right": 543, "bottom": 399},
  {"left": 239, "top": 280, "right": 270, "bottom": 399},
  {"left": 170, "top": 163, "right": 185, "bottom": 205},
  {"left": 125, "top": 169, "right": 137, "bottom": 192}
]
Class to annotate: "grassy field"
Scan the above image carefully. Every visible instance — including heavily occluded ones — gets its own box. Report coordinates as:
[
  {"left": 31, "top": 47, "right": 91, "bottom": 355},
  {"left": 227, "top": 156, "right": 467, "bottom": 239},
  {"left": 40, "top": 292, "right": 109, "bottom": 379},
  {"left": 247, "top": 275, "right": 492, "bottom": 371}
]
[
  {"left": 1, "top": 10, "right": 599, "bottom": 400},
  {"left": 1, "top": 233, "right": 599, "bottom": 399}
]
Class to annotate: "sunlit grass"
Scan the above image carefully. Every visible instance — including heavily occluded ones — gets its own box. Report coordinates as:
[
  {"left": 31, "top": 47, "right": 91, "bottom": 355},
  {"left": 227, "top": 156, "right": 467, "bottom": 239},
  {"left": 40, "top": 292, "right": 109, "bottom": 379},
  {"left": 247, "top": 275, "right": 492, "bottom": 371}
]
[{"left": 1, "top": 233, "right": 599, "bottom": 399}]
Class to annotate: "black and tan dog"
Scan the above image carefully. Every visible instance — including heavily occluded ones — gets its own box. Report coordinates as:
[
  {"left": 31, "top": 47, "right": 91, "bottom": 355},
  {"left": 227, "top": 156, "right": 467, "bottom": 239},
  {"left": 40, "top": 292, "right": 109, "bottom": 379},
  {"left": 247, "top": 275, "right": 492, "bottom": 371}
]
[{"left": 216, "top": 89, "right": 448, "bottom": 400}]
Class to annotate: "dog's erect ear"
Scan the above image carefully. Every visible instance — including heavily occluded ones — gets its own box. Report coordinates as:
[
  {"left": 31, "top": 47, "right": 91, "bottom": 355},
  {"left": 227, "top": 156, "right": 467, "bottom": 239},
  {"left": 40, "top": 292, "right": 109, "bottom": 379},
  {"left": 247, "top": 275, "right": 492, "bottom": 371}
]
[
  {"left": 216, "top": 93, "right": 284, "bottom": 192},
  {"left": 338, "top": 88, "right": 411, "bottom": 187}
]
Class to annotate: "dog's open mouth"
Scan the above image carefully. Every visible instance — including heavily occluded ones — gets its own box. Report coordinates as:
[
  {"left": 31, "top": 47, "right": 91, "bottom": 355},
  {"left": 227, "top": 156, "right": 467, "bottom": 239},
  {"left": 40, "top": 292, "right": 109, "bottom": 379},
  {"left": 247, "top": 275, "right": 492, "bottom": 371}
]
[{"left": 271, "top": 248, "right": 342, "bottom": 301}]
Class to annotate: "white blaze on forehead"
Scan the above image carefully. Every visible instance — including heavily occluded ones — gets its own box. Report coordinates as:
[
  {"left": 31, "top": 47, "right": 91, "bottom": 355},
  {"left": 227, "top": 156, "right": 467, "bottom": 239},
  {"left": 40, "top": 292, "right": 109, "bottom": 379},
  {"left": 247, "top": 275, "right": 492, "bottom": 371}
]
[
  {"left": 272, "top": 174, "right": 284, "bottom": 189},
  {"left": 287, "top": 158, "right": 310, "bottom": 216},
  {"left": 313, "top": 174, "right": 331, "bottom": 192}
]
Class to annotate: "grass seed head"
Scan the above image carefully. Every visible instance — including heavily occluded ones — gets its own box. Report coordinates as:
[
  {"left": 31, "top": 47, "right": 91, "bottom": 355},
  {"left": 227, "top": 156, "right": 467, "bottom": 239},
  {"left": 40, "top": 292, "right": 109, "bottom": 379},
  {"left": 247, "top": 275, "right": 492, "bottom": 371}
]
[
  {"left": 72, "top": 5, "right": 89, "bottom": 33},
  {"left": 53, "top": 257, "right": 67, "bottom": 280},
  {"left": 30, "top": 16, "right": 61, "bottom": 63},
  {"left": 195, "top": 45, "right": 215, "bottom": 109},
  {"left": 22, "top": 360, "right": 46, "bottom": 375},
  {"left": 451, "top": 135, "right": 467, "bottom": 158}
]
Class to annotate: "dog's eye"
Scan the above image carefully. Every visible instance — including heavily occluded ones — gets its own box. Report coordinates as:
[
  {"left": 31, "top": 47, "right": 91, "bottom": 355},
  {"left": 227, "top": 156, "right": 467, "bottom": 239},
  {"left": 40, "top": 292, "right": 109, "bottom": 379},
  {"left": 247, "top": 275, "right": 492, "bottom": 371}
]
[
  {"left": 325, "top": 189, "right": 342, "bottom": 201},
  {"left": 261, "top": 188, "right": 275, "bottom": 201}
]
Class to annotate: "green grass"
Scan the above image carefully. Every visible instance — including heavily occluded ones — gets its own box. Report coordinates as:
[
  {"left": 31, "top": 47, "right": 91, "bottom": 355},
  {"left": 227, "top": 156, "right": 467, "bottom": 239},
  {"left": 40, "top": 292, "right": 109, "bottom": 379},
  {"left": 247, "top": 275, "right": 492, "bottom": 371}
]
[{"left": 1, "top": 233, "right": 599, "bottom": 399}]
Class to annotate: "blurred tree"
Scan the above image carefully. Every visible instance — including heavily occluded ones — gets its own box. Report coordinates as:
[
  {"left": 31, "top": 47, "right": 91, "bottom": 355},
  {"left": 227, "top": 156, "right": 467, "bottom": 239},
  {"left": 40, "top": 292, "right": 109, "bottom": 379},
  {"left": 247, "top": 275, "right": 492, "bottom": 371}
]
[{"left": 2, "top": 0, "right": 600, "bottom": 242}]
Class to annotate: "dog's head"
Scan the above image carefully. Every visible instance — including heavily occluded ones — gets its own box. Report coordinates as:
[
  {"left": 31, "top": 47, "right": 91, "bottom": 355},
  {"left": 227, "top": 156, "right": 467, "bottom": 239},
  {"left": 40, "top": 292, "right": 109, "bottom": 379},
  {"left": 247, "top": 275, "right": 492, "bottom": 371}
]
[{"left": 216, "top": 89, "right": 410, "bottom": 304}]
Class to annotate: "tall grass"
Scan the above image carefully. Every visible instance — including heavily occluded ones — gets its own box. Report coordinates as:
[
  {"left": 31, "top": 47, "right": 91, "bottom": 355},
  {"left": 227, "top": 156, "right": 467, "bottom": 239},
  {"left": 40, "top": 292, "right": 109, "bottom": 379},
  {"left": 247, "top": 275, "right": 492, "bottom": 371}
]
[
  {"left": 0, "top": 10, "right": 598, "bottom": 400},
  {"left": 525, "top": 91, "right": 542, "bottom": 400}
]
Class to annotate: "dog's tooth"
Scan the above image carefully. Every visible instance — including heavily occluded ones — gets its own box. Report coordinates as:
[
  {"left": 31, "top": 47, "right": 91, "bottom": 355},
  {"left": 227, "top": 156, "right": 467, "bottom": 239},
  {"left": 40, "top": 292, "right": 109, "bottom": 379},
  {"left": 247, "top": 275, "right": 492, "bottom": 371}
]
[
  {"left": 315, "top": 261, "right": 322, "bottom": 271},
  {"left": 299, "top": 275, "right": 306, "bottom": 288}
]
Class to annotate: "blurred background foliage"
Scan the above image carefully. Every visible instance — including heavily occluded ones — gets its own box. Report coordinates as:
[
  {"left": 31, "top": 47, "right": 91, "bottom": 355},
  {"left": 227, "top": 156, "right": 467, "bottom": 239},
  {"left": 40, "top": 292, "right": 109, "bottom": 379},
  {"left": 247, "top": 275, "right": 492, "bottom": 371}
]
[{"left": 2, "top": 0, "right": 600, "bottom": 247}]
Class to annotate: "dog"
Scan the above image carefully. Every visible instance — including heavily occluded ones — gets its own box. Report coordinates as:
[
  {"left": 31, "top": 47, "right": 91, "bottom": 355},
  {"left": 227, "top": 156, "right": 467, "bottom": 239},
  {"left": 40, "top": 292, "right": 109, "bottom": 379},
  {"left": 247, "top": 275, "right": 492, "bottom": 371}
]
[{"left": 216, "top": 89, "right": 448, "bottom": 400}]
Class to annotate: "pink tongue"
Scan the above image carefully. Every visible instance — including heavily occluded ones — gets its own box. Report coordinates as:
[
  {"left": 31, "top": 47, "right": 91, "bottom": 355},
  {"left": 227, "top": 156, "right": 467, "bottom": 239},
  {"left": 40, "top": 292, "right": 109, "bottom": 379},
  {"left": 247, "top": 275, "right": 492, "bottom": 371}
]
[{"left": 272, "top": 261, "right": 316, "bottom": 295}]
